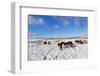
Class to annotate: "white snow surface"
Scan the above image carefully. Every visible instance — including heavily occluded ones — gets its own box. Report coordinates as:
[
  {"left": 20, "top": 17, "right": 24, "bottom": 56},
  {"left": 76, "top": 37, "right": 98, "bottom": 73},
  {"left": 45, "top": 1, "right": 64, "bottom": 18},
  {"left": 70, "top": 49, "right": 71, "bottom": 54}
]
[{"left": 28, "top": 38, "right": 88, "bottom": 61}]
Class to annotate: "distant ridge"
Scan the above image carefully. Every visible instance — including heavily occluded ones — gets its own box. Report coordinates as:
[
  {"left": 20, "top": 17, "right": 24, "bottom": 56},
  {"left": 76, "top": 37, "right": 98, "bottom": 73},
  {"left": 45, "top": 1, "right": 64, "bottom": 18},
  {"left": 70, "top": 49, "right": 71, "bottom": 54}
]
[{"left": 29, "top": 36, "right": 88, "bottom": 40}]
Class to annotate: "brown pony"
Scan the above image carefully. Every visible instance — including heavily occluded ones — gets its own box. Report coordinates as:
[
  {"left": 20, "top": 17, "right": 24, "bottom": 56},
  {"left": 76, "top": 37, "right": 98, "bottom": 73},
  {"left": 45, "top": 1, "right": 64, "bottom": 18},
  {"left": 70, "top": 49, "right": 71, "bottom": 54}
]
[
  {"left": 75, "top": 40, "right": 84, "bottom": 44},
  {"left": 57, "top": 41, "right": 74, "bottom": 50}
]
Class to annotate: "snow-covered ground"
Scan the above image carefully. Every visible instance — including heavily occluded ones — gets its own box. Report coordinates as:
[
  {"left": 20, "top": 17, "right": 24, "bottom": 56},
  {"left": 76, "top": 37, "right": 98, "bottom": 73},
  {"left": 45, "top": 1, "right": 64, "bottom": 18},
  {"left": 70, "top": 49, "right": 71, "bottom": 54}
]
[{"left": 28, "top": 38, "right": 88, "bottom": 61}]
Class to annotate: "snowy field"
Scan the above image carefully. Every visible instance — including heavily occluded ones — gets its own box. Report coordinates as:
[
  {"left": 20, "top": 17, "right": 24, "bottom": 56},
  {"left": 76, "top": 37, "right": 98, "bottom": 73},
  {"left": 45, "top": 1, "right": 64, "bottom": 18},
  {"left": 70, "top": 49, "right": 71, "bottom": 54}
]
[{"left": 28, "top": 38, "right": 88, "bottom": 61}]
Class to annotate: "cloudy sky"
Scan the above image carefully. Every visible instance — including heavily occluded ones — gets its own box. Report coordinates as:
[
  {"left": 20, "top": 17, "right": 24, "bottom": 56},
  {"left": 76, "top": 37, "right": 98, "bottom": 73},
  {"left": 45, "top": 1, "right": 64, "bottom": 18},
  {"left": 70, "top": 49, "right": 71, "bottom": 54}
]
[{"left": 28, "top": 15, "right": 88, "bottom": 39}]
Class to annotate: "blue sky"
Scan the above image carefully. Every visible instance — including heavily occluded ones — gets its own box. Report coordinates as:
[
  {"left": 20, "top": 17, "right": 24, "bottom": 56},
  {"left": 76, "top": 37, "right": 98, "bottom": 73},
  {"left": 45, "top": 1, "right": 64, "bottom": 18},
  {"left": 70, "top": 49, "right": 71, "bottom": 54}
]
[{"left": 28, "top": 15, "right": 88, "bottom": 39}]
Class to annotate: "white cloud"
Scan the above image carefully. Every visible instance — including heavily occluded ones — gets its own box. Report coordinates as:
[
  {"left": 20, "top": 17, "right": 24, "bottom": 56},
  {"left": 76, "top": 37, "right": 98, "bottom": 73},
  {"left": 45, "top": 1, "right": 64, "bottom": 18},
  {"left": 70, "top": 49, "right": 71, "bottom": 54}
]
[
  {"left": 54, "top": 25, "right": 59, "bottom": 29},
  {"left": 38, "top": 18, "right": 44, "bottom": 24},
  {"left": 74, "top": 18, "right": 81, "bottom": 27},
  {"left": 58, "top": 16, "right": 69, "bottom": 27},
  {"left": 28, "top": 16, "right": 46, "bottom": 25},
  {"left": 63, "top": 20, "right": 69, "bottom": 27}
]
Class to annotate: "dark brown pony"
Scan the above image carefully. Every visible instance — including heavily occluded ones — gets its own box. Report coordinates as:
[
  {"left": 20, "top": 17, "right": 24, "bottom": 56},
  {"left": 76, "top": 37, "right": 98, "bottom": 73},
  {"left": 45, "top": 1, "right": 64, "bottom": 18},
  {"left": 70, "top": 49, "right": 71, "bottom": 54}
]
[
  {"left": 64, "top": 41, "right": 73, "bottom": 47},
  {"left": 57, "top": 41, "right": 74, "bottom": 50},
  {"left": 44, "top": 41, "right": 50, "bottom": 45},
  {"left": 75, "top": 40, "right": 84, "bottom": 44}
]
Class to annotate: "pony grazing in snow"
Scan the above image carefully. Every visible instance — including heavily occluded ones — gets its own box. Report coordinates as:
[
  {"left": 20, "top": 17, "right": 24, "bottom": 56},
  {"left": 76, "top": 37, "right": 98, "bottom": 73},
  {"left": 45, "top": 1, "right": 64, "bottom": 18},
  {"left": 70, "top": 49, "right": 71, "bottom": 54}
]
[
  {"left": 57, "top": 41, "right": 75, "bottom": 50},
  {"left": 43, "top": 41, "right": 50, "bottom": 45},
  {"left": 75, "top": 40, "right": 88, "bottom": 44}
]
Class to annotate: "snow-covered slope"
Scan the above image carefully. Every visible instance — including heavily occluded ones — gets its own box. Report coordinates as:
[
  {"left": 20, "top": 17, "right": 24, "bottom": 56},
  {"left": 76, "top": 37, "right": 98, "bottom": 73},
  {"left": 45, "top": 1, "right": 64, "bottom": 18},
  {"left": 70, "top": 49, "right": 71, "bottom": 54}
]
[{"left": 28, "top": 38, "right": 88, "bottom": 61}]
